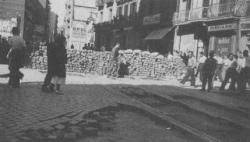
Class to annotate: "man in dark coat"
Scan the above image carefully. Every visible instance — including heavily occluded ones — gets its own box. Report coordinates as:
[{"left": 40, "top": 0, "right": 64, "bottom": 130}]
[
  {"left": 201, "top": 51, "right": 217, "bottom": 92},
  {"left": 7, "top": 27, "right": 25, "bottom": 88},
  {"left": 42, "top": 40, "right": 56, "bottom": 92}
]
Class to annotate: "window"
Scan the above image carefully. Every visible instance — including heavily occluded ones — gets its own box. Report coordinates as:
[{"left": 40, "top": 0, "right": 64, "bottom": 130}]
[
  {"left": 192, "top": 0, "right": 203, "bottom": 8},
  {"left": 117, "top": 6, "right": 123, "bottom": 16},
  {"left": 148, "top": 1, "right": 154, "bottom": 14},
  {"left": 109, "top": 9, "right": 113, "bottom": 20},
  {"left": 124, "top": 4, "right": 129, "bottom": 16},
  {"left": 130, "top": 2, "right": 137, "bottom": 16},
  {"left": 100, "top": 11, "right": 103, "bottom": 22}
]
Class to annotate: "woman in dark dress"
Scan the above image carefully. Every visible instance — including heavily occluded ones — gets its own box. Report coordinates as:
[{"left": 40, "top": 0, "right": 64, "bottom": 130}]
[{"left": 51, "top": 33, "right": 67, "bottom": 94}]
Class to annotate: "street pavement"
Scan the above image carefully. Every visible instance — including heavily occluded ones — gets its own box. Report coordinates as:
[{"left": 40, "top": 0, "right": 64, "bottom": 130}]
[{"left": 1, "top": 65, "right": 250, "bottom": 142}]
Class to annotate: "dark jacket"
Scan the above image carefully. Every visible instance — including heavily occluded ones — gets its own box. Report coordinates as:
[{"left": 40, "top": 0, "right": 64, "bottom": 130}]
[
  {"left": 202, "top": 57, "right": 217, "bottom": 74},
  {"left": 51, "top": 35, "right": 67, "bottom": 77},
  {"left": 9, "top": 47, "right": 25, "bottom": 70}
]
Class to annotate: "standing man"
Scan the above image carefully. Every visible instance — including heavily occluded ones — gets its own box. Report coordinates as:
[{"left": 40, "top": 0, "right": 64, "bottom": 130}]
[
  {"left": 109, "top": 42, "right": 120, "bottom": 77},
  {"left": 201, "top": 51, "right": 217, "bottom": 92},
  {"left": 196, "top": 52, "right": 207, "bottom": 82},
  {"left": 214, "top": 52, "right": 224, "bottom": 82},
  {"left": 180, "top": 51, "right": 196, "bottom": 86},
  {"left": 238, "top": 50, "right": 250, "bottom": 92},
  {"left": 7, "top": 27, "right": 26, "bottom": 88}
]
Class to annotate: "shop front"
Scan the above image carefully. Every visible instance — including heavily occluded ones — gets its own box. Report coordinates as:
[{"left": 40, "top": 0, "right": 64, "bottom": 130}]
[
  {"left": 208, "top": 22, "right": 238, "bottom": 56},
  {"left": 142, "top": 13, "right": 175, "bottom": 54},
  {"left": 144, "top": 27, "right": 174, "bottom": 54},
  {"left": 174, "top": 22, "right": 208, "bottom": 58},
  {"left": 240, "top": 19, "right": 250, "bottom": 52}
]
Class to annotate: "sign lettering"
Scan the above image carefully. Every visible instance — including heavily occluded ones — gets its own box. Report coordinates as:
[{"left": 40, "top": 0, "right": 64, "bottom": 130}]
[
  {"left": 143, "top": 13, "right": 161, "bottom": 25},
  {"left": 208, "top": 23, "right": 237, "bottom": 32}
]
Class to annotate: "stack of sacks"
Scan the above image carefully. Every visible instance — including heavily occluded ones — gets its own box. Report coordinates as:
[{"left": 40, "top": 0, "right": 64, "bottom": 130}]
[
  {"left": 29, "top": 45, "right": 48, "bottom": 70},
  {"left": 29, "top": 47, "right": 186, "bottom": 79}
]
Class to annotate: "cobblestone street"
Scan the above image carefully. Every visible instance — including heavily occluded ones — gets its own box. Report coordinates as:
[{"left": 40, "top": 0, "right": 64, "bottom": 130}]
[{"left": 1, "top": 65, "right": 250, "bottom": 142}]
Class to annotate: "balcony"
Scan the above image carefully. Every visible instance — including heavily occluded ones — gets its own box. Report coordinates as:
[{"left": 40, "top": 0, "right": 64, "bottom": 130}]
[
  {"left": 95, "top": 14, "right": 140, "bottom": 30},
  {"left": 173, "top": 2, "right": 245, "bottom": 25}
]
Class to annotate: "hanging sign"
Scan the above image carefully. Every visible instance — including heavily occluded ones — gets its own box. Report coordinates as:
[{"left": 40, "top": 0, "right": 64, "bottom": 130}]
[
  {"left": 208, "top": 23, "right": 237, "bottom": 32},
  {"left": 143, "top": 13, "right": 161, "bottom": 25}
]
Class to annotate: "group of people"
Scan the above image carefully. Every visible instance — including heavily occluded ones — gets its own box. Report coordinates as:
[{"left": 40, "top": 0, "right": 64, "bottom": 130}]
[
  {"left": 180, "top": 50, "right": 250, "bottom": 93},
  {"left": 0, "top": 27, "right": 26, "bottom": 88},
  {"left": 0, "top": 35, "right": 10, "bottom": 64},
  {"left": 0, "top": 27, "right": 67, "bottom": 95}
]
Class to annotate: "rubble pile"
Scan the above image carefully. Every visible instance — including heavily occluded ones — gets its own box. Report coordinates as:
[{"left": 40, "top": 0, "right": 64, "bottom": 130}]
[{"left": 29, "top": 47, "right": 186, "bottom": 79}]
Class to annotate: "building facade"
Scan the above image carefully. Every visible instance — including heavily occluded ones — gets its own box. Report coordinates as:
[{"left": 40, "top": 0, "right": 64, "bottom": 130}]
[
  {"left": 173, "top": 0, "right": 250, "bottom": 58},
  {"left": 95, "top": 0, "right": 177, "bottom": 54},
  {"left": 64, "top": 0, "right": 97, "bottom": 50},
  {"left": 0, "top": 0, "right": 49, "bottom": 42}
]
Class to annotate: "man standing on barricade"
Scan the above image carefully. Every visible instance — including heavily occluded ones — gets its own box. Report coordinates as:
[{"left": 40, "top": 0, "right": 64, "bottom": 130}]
[{"left": 108, "top": 42, "right": 120, "bottom": 78}]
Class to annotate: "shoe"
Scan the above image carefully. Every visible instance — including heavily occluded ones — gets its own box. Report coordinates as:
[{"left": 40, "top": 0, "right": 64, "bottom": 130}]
[
  {"left": 42, "top": 86, "right": 50, "bottom": 93},
  {"left": 48, "top": 84, "right": 55, "bottom": 92},
  {"left": 219, "top": 87, "right": 224, "bottom": 91},
  {"left": 200, "top": 89, "right": 205, "bottom": 92},
  {"left": 55, "top": 90, "right": 63, "bottom": 95}
]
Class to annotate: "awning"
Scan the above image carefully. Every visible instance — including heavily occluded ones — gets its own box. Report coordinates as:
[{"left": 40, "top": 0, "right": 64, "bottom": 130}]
[{"left": 144, "top": 27, "right": 173, "bottom": 40}]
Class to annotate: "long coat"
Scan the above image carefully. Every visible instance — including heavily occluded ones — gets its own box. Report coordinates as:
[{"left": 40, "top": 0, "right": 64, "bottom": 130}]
[{"left": 51, "top": 35, "right": 67, "bottom": 78}]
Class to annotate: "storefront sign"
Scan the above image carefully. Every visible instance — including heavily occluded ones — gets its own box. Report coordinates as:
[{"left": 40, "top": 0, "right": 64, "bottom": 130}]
[
  {"left": 143, "top": 14, "right": 161, "bottom": 25},
  {"left": 208, "top": 23, "right": 237, "bottom": 32},
  {"left": 241, "top": 23, "right": 250, "bottom": 30}
]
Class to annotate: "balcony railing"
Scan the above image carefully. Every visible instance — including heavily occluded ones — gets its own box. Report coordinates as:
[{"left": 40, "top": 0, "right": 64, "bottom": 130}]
[
  {"left": 95, "top": 14, "right": 140, "bottom": 30},
  {"left": 173, "top": 2, "right": 243, "bottom": 25}
]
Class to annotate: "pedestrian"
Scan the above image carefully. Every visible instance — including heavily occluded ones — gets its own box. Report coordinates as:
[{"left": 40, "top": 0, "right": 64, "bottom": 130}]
[
  {"left": 51, "top": 32, "right": 67, "bottom": 94},
  {"left": 220, "top": 54, "right": 239, "bottom": 91},
  {"left": 180, "top": 52, "right": 189, "bottom": 66},
  {"left": 118, "top": 53, "right": 130, "bottom": 78},
  {"left": 196, "top": 52, "right": 207, "bottom": 82},
  {"left": 6, "top": 27, "right": 26, "bottom": 88},
  {"left": 201, "top": 51, "right": 217, "bottom": 92},
  {"left": 221, "top": 54, "right": 233, "bottom": 80},
  {"left": 100, "top": 44, "right": 106, "bottom": 52},
  {"left": 180, "top": 51, "right": 196, "bottom": 86},
  {"left": 238, "top": 50, "right": 250, "bottom": 92},
  {"left": 71, "top": 44, "right": 74, "bottom": 49},
  {"left": 41, "top": 35, "right": 56, "bottom": 93},
  {"left": 214, "top": 52, "right": 224, "bottom": 82},
  {"left": 108, "top": 42, "right": 120, "bottom": 77}
]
